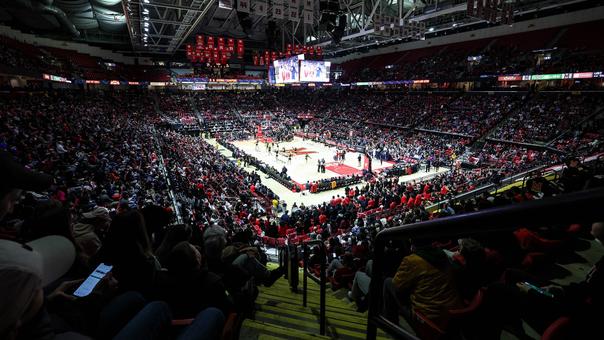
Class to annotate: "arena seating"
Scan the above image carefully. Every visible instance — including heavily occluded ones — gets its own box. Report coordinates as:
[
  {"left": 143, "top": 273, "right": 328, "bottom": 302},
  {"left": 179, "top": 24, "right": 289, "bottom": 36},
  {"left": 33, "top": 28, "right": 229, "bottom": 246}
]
[{"left": 1, "top": 16, "right": 603, "bottom": 340}]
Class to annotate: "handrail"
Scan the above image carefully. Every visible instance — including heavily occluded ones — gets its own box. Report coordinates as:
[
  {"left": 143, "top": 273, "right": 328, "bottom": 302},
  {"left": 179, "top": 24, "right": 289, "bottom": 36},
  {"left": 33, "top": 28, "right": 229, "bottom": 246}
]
[
  {"left": 302, "top": 239, "right": 327, "bottom": 336},
  {"left": 366, "top": 187, "right": 604, "bottom": 340},
  {"left": 278, "top": 244, "right": 289, "bottom": 280},
  {"left": 288, "top": 241, "right": 299, "bottom": 293}
]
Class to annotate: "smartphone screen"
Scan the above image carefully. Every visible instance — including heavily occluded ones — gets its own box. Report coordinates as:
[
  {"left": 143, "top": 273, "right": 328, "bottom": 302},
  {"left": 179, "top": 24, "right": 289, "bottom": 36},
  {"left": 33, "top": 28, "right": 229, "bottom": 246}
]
[
  {"left": 73, "top": 263, "right": 113, "bottom": 297},
  {"left": 523, "top": 282, "right": 554, "bottom": 298}
]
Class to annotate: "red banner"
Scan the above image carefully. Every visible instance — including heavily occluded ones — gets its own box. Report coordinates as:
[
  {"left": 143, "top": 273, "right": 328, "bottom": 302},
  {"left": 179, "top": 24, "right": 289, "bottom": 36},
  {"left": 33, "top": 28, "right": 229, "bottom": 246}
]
[
  {"left": 237, "top": 39, "right": 244, "bottom": 58},
  {"left": 218, "top": 37, "right": 225, "bottom": 51},
  {"left": 227, "top": 38, "right": 235, "bottom": 52}
]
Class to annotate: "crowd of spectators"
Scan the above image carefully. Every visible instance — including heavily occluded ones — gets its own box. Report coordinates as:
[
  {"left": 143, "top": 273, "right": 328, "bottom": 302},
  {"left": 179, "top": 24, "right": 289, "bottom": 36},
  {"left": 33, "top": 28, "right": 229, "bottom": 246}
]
[
  {"left": 491, "top": 93, "right": 603, "bottom": 144},
  {"left": 0, "top": 87, "right": 602, "bottom": 340},
  {"left": 418, "top": 94, "right": 516, "bottom": 136},
  {"left": 340, "top": 23, "right": 604, "bottom": 84}
]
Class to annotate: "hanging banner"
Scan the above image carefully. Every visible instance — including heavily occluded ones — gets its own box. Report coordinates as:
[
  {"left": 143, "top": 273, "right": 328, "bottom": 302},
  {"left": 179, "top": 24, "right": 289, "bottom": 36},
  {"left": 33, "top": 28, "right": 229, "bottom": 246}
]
[
  {"left": 219, "top": 0, "right": 233, "bottom": 9},
  {"left": 303, "top": 10, "right": 313, "bottom": 24},
  {"left": 207, "top": 36, "right": 214, "bottom": 50},
  {"left": 196, "top": 35, "right": 204, "bottom": 49},
  {"left": 304, "top": 0, "right": 313, "bottom": 9},
  {"left": 252, "top": 0, "right": 268, "bottom": 16},
  {"left": 227, "top": 38, "right": 235, "bottom": 52},
  {"left": 237, "top": 39, "right": 245, "bottom": 58},
  {"left": 289, "top": 0, "right": 299, "bottom": 7},
  {"left": 238, "top": 0, "right": 251, "bottom": 13},
  {"left": 288, "top": 6, "right": 299, "bottom": 22},
  {"left": 273, "top": 0, "right": 284, "bottom": 19},
  {"left": 218, "top": 37, "right": 225, "bottom": 51}
]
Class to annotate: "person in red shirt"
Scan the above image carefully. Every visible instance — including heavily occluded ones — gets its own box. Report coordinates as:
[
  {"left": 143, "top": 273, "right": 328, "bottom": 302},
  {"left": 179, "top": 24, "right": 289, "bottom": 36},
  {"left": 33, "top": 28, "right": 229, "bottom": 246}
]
[
  {"left": 319, "top": 213, "right": 327, "bottom": 225},
  {"left": 334, "top": 195, "right": 343, "bottom": 205},
  {"left": 414, "top": 194, "right": 423, "bottom": 207},
  {"left": 367, "top": 198, "right": 375, "bottom": 209},
  {"left": 400, "top": 194, "right": 408, "bottom": 205},
  {"left": 343, "top": 196, "right": 351, "bottom": 206},
  {"left": 440, "top": 185, "right": 449, "bottom": 196},
  {"left": 407, "top": 196, "right": 415, "bottom": 209}
]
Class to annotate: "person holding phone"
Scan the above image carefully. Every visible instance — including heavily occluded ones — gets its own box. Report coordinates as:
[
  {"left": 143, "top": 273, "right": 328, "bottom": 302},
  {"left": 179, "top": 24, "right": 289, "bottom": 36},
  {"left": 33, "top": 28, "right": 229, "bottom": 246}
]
[{"left": 478, "top": 222, "right": 604, "bottom": 339}]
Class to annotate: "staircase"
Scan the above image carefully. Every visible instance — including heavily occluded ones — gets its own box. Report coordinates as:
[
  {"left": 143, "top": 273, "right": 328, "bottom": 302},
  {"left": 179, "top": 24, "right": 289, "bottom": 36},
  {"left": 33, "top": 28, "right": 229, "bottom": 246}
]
[{"left": 240, "top": 265, "right": 393, "bottom": 340}]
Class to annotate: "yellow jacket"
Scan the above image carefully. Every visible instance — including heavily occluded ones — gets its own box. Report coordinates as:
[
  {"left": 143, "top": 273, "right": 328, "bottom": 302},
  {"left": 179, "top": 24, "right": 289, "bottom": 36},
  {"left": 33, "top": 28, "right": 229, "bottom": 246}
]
[{"left": 393, "top": 253, "right": 463, "bottom": 324}]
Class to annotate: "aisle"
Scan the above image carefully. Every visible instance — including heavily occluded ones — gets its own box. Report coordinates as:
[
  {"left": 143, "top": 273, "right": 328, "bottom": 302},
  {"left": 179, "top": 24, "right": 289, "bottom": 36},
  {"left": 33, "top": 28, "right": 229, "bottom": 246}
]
[{"left": 239, "top": 264, "right": 394, "bottom": 340}]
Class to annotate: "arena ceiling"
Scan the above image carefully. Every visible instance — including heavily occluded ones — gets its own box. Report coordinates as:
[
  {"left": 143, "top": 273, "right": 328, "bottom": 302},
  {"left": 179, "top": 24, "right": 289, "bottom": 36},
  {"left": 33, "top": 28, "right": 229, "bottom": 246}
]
[{"left": 0, "top": 0, "right": 599, "bottom": 57}]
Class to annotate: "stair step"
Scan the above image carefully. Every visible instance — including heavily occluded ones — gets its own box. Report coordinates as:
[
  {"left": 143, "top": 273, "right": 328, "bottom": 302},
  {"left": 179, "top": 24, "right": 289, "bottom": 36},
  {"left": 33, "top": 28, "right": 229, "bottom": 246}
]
[
  {"left": 254, "top": 311, "right": 390, "bottom": 340},
  {"left": 257, "top": 301, "right": 369, "bottom": 324},
  {"left": 258, "top": 289, "right": 357, "bottom": 311},
  {"left": 256, "top": 308, "right": 367, "bottom": 331},
  {"left": 243, "top": 319, "right": 330, "bottom": 339}
]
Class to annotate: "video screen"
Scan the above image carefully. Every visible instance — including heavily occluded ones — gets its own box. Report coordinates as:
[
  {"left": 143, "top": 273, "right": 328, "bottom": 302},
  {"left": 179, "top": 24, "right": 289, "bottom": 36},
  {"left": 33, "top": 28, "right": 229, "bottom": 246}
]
[
  {"left": 299, "top": 60, "right": 331, "bottom": 82},
  {"left": 274, "top": 55, "right": 302, "bottom": 83},
  {"left": 268, "top": 66, "right": 276, "bottom": 84}
]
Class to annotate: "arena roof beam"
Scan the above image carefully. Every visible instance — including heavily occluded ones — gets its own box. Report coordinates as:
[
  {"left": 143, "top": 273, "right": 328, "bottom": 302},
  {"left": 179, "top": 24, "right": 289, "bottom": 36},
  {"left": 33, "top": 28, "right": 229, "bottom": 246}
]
[
  {"left": 123, "top": 0, "right": 214, "bottom": 54},
  {"left": 127, "top": 1, "right": 207, "bottom": 12}
]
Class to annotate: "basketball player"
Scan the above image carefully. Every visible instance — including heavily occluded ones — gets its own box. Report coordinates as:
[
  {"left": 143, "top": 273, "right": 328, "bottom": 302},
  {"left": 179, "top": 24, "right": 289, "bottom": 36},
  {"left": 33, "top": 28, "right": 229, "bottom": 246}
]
[
  {"left": 305, "top": 154, "right": 310, "bottom": 163},
  {"left": 288, "top": 154, "right": 292, "bottom": 164}
]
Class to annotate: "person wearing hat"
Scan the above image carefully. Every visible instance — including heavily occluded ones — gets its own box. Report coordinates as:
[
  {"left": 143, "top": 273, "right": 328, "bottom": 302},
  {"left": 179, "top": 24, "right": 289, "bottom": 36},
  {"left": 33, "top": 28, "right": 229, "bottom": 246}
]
[
  {"left": 0, "top": 151, "right": 79, "bottom": 339},
  {"left": 0, "top": 236, "right": 76, "bottom": 339}
]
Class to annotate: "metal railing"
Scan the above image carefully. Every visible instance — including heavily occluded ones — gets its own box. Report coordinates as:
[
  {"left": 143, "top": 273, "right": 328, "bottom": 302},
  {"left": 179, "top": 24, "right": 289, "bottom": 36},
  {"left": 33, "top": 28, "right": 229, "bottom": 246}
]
[
  {"left": 366, "top": 187, "right": 604, "bottom": 340},
  {"left": 288, "top": 242, "right": 299, "bottom": 293},
  {"left": 302, "top": 240, "right": 327, "bottom": 336},
  {"left": 278, "top": 244, "right": 289, "bottom": 280}
]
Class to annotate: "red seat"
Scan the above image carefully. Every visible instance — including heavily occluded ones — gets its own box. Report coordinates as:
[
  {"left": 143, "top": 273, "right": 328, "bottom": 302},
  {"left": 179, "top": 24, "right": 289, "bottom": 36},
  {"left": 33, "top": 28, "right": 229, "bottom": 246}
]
[
  {"left": 412, "top": 310, "right": 446, "bottom": 340},
  {"left": 541, "top": 316, "right": 571, "bottom": 340}
]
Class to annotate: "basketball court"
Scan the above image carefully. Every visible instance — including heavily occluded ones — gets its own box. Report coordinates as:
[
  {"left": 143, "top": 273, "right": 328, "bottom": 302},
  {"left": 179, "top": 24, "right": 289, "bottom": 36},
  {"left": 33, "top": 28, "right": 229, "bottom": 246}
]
[
  {"left": 231, "top": 136, "right": 394, "bottom": 186},
  {"left": 218, "top": 136, "right": 450, "bottom": 208}
]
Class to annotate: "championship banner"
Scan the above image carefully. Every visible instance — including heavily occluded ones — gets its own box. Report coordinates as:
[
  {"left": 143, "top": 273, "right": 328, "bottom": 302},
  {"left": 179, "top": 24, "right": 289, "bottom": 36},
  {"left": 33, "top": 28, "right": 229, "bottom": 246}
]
[
  {"left": 288, "top": 6, "right": 299, "bottom": 22},
  {"left": 252, "top": 0, "right": 268, "bottom": 16},
  {"left": 288, "top": 0, "right": 299, "bottom": 7},
  {"left": 219, "top": 0, "right": 233, "bottom": 9},
  {"left": 227, "top": 38, "right": 235, "bottom": 52},
  {"left": 238, "top": 0, "right": 251, "bottom": 13},
  {"left": 273, "top": 0, "right": 285, "bottom": 19},
  {"left": 236, "top": 39, "right": 244, "bottom": 58},
  {"left": 218, "top": 37, "right": 225, "bottom": 51},
  {"left": 303, "top": 9, "right": 313, "bottom": 24},
  {"left": 304, "top": 0, "right": 312, "bottom": 9},
  {"left": 196, "top": 35, "right": 204, "bottom": 49}
]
